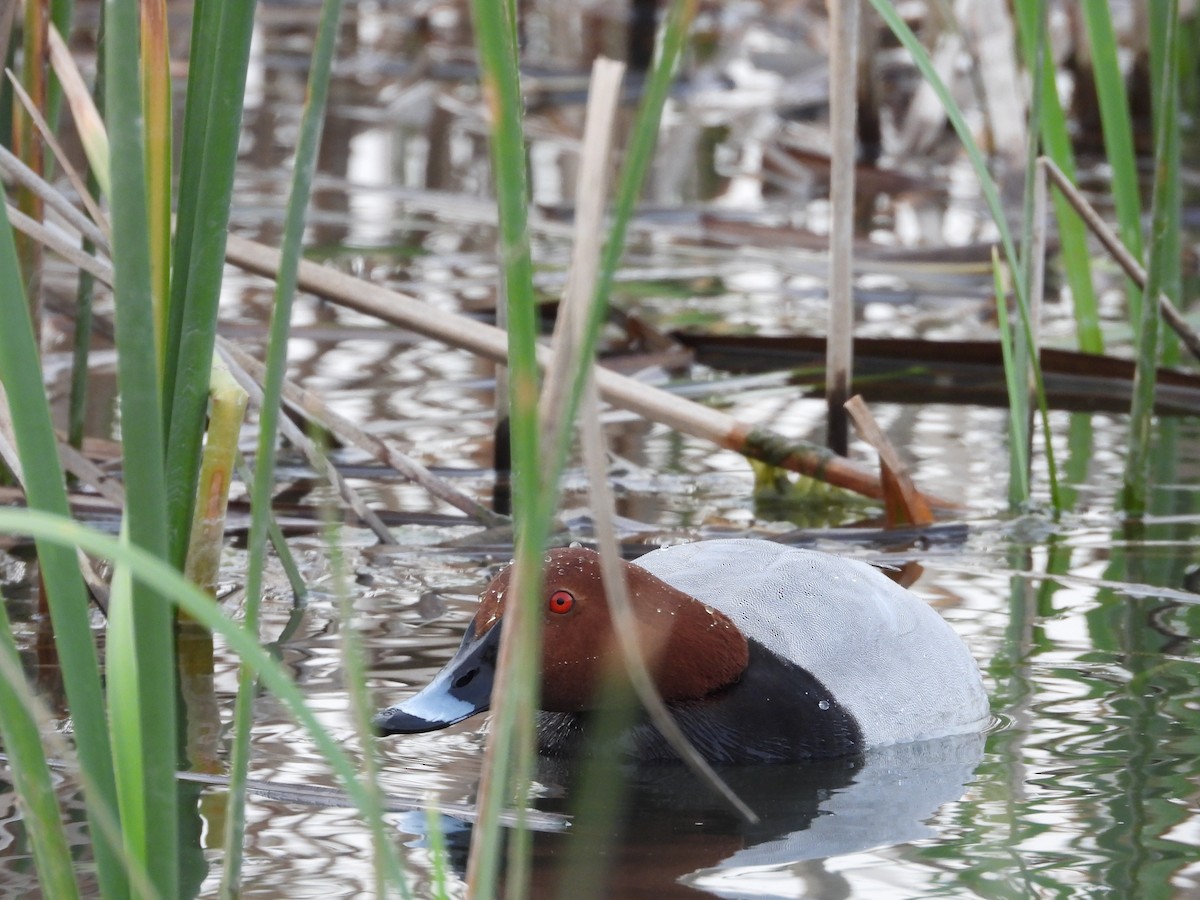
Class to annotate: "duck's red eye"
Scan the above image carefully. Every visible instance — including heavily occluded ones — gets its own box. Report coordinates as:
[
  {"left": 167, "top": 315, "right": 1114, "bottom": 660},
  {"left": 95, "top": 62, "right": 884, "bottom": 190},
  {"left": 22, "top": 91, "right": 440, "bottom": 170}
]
[{"left": 548, "top": 589, "right": 575, "bottom": 615}]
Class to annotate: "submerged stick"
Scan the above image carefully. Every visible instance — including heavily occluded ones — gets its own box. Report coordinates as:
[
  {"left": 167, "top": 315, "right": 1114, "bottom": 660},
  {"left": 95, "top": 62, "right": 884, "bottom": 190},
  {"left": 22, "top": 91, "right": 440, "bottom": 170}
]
[{"left": 224, "top": 234, "right": 926, "bottom": 506}]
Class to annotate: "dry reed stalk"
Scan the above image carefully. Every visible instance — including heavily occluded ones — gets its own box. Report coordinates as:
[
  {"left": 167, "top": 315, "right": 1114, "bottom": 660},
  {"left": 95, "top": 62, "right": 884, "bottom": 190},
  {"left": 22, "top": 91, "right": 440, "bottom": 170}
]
[
  {"left": 223, "top": 233, "right": 934, "bottom": 505},
  {"left": 1040, "top": 155, "right": 1200, "bottom": 363},
  {"left": 825, "top": 0, "right": 860, "bottom": 455}
]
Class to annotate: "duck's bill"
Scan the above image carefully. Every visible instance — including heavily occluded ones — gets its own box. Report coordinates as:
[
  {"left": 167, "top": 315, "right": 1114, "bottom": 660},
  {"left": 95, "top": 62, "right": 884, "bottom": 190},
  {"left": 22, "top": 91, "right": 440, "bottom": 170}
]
[{"left": 373, "top": 620, "right": 500, "bottom": 735}]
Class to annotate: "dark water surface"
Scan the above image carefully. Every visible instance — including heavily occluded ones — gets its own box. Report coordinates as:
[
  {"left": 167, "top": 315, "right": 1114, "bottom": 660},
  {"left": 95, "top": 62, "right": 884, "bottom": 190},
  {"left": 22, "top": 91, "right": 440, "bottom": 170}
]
[{"left": 5, "top": 1, "right": 1200, "bottom": 897}]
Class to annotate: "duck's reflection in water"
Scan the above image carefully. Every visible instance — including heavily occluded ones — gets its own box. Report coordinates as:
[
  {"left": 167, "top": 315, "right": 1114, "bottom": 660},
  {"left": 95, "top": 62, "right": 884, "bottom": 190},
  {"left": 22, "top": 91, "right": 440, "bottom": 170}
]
[{"left": 408, "top": 730, "right": 984, "bottom": 898}]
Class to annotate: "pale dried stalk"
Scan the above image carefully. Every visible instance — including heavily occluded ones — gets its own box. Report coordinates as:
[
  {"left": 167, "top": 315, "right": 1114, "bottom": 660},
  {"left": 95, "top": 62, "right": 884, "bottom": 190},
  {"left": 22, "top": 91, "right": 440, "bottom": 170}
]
[{"left": 1040, "top": 155, "right": 1200, "bottom": 362}]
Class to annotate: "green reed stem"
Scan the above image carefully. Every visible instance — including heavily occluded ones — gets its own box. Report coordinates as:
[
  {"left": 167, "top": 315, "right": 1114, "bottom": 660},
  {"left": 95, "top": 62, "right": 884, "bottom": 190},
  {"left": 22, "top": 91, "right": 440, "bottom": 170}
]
[
  {"left": 464, "top": 7, "right": 697, "bottom": 891},
  {"left": 1147, "top": 2, "right": 1184, "bottom": 366},
  {"left": 1014, "top": 0, "right": 1102, "bottom": 354},
  {"left": 220, "top": 0, "right": 352, "bottom": 893},
  {"left": 163, "top": 0, "right": 257, "bottom": 571},
  {"left": 0, "top": 562, "right": 80, "bottom": 899},
  {"left": 103, "top": 0, "right": 178, "bottom": 892},
  {"left": 1080, "top": 0, "right": 1145, "bottom": 325},
  {"left": 1124, "top": 0, "right": 1180, "bottom": 514},
  {"left": 462, "top": 0, "right": 544, "bottom": 895},
  {"left": 869, "top": 0, "right": 1060, "bottom": 511},
  {"left": 992, "top": 249, "right": 1029, "bottom": 501},
  {"left": 326, "top": 508, "right": 407, "bottom": 898},
  {"left": 0, "top": 198, "right": 127, "bottom": 897},
  {"left": 540, "top": 0, "right": 697, "bottom": 524}
]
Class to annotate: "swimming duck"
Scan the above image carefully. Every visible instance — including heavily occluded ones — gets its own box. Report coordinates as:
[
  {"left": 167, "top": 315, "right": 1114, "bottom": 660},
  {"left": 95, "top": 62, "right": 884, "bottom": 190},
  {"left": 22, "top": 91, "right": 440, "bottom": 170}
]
[{"left": 374, "top": 539, "right": 990, "bottom": 764}]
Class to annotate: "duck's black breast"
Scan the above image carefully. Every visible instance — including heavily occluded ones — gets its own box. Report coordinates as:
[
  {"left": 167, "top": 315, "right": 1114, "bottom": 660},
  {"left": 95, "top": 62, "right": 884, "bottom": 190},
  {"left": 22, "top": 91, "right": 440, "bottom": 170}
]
[{"left": 536, "top": 639, "right": 865, "bottom": 765}]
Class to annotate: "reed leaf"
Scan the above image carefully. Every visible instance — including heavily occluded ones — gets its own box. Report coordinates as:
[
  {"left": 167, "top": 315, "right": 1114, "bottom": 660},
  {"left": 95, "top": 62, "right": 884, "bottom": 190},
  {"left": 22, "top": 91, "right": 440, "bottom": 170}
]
[
  {"left": 103, "top": 0, "right": 179, "bottom": 892},
  {"left": 0, "top": 197, "right": 127, "bottom": 897},
  {"left": 0, "top": 596, "right": 80, "bottom": 900},
  {"left": 461, "top": 0, "right": 547, "bottom": 894},
  {"left": 46, "top": 25, "right": 111, "bottom": 199},
  {"left": 1014, "top": 0, "right": 1103, "bottom": 354},
  {"left": 220, "top": 0, "right": 374, "bottom": 893},
  {"left": 1124, "top": 0, "right": 1180, "bottom": 513},
  {"left": 140, "top": 0, "right": 172, "bottom": 370},
  {"left": 868, "top": 0, "right": 1061, "bottom": 510},
  {"left": 162, "top": 0, "right": 258, "bottom": 570},
  {"left": 991, "top": 248, "right": 1029, "bottom": 500},
  {"left": 1146, "top": 3, "right": 1184, "bottom": 366},
  {"left": 1080, "top": 0, "right": 1144, "bottom": 323}
]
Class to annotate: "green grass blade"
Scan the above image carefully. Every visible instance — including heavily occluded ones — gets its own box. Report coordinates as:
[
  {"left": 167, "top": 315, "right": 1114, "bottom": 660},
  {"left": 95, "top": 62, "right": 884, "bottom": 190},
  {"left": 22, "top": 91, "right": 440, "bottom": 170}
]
[
  {"left": 140, "top": 0, "right": 172, "bottom": 371},
  {"left": 220, "top": 0, "right": 370, "bottom": 893},
  {"left": 1123, "top": 0, "right": 1180, "bottom": 513},
  {"left": 868, "top": 0, "right": 1061, "bottom": 511},
  {"left": 991, "top": 249, "right": 1030, "bottom": 500},
  {"left": 1146, "top": 2, "right": 1183, "bottom": 366},
  {"left": 0, "top": 596, "right": 81, "bottom": 900},
  {"left": 1080, "top": 0, "right": 1145, "bottom": 322},
  {"left": 540, "top": 0, "right": 696, "bottom": 529},
  {"left": 102, "top": 0, "right": 178, "bottom": 892},
  {"left": 162, "top": 0, "right": 258, "bottom": 570},
  {"left": 1014, "top": 0, "right": 1103, "bottom": 353},
  {"left": 461, "top": 0, "right": 551, "bottom": 894},
  {"left": 0, "top": 507, "right": 405, "bottom": 898},
  {"left": 104, "top": 548, "right": 150, "bottom": 889},
  {"left": 0, "top": 192, "right": 127, "bottom": 898}
]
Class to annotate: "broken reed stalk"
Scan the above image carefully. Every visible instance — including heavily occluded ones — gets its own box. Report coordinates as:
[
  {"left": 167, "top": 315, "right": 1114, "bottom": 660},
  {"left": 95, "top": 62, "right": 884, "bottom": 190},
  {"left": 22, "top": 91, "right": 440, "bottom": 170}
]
[
  {"left": 217, "top": 349, "right": 397, "bottom": 545},
  {"left": 216, "top": 339, "right": 505, "bottom": 526},
  {"left": 1040, "top": 155, "right": 1200, "bottom": 363},
  {"left": 825, "top": 0, "right": 860, "bottom": 456},
  {"left": 1, "top": 187, "right": 941, "bottom": 511},
  {"left": 3, "top": 182, "right": 493, "bottom": 535},
  {"left": 843, "top": 394, "right": 932, "bottom": 526},
  {"left": 223, "top": 234, "right": 939, "bottom": 507}
]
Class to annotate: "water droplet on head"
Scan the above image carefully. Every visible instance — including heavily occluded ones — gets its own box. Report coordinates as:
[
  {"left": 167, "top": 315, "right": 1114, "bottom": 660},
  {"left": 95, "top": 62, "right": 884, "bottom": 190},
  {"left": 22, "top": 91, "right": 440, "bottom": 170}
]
[{"left": 818, "top": 699, "right": 830, "bottom": 711}]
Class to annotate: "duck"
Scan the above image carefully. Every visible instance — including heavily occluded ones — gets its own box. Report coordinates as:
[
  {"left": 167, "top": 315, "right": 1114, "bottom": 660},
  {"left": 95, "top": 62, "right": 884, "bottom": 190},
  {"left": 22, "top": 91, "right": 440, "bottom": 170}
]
[{"left": 373, "top": 539, "right": 991, "bottom": 764}]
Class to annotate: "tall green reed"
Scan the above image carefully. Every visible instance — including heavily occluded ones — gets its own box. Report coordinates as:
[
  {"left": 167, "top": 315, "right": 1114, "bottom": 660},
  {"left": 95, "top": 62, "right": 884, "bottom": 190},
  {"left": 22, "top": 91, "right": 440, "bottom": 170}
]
[
  {"left": 0, "top": 1, "right": 407, "bottom": 894},
  {"left": 103, "top": 1, "right": 178, "bottom": 891},
  {"left": 0, "top": 199, "right": 126, "bottom": 897},
  {"left": 462, "top": 2, "right": 698, "bottom": 896},
  {"left": 868, "top": 0, "right": 1060, "bottom": 511},
  {"left": 1014, "top": 0, "right": 1102, "bottom": 354},
  {"left": 218, "top": 0, "right": 386, "bottom": 892},
  {"left": 162, "top": 0, "right": 258, "bottom": 570},
  {"left": 461, "top": 1, "right": 543, "bottom": 894},
  {"left": 1079, "top": 1, "right": 1144, "bottom": 328},
  {"left": 1124, "top": 0, "right": 1181, "bottom": 514}
]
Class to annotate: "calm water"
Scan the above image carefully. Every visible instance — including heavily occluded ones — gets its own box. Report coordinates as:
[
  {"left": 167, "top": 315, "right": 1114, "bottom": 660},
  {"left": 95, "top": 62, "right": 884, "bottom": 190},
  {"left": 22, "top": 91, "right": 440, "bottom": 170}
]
[{"left": 6, "top": 1, "right": 1200, "bottom": 897}]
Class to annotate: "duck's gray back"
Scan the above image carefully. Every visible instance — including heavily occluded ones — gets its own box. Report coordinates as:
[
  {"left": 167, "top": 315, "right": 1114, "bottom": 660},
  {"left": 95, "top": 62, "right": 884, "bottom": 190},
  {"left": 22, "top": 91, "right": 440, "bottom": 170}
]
[{"left": 632, "top": 540, "right": 990, "bottom": 749}]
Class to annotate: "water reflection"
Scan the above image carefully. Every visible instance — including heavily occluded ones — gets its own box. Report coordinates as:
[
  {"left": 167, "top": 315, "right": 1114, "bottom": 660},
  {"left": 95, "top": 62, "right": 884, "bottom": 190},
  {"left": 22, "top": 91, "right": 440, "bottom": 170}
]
[{"left": 403, "top": 733, "right": 984, "bottom": 898}]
